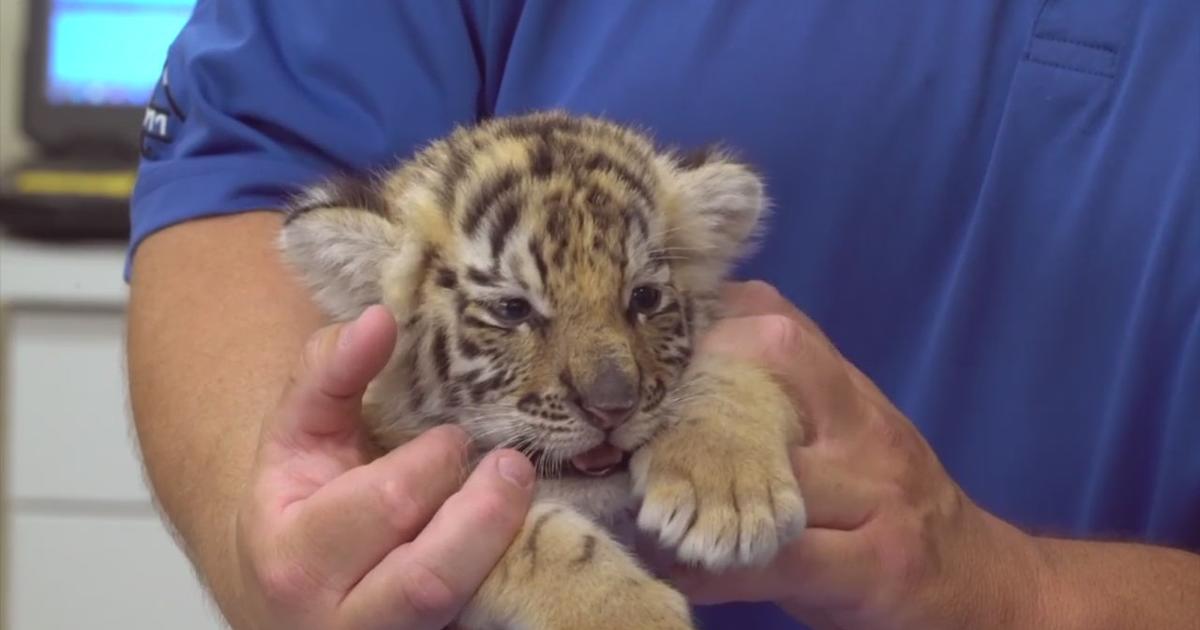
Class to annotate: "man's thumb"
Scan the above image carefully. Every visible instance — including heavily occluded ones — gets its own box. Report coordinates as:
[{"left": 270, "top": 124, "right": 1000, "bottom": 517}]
[{"left": 271, "top": 304, "right": 398, "bottom": 442}]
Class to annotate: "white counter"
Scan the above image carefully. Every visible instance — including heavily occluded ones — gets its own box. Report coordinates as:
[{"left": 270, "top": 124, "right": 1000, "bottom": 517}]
[
  {"left": 0, "top": 233, "right": 224, "bottom": 629},
  {"left": 0, "top": 236, "right": 128, "bottom": 305}
]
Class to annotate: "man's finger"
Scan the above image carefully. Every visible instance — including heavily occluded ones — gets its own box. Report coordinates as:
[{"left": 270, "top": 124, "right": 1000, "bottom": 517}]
[
  {"left": 672, "top": 528, "right": 876, "bottom": 610},
  {"left": 792, "top": 445, "right": 877, "bottom": 530},
  {"left": 700, "top": 313, "right": 867, "bottom": 438},
  {"left": 339, "top": 449, "right": 535, "bottom": 629},
  {"left": 720, "top": 281, "right": 829, "bottom": 342},
  {"left": 270, "top": 304, "right": 398, "bottom": 446},
  {"left": 276, "top": 424, "right": 473, "bottom": 593}
]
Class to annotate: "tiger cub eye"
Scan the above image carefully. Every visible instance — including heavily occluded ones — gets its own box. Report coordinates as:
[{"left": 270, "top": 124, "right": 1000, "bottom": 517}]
[
  {"left": 630, "top": 285, "right": 663, "bottom": 314},
  {"left": 491, "top": 297, "right": 533, "bottom": 324}
]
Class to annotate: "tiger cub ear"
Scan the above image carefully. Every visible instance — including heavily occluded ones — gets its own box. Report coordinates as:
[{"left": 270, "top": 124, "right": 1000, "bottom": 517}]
[
  {"left": 278, "top": 175, "right": 402, "bottom": 320},
  {"left": 666, "top": 148, "right": 768, "bottom": 282}
]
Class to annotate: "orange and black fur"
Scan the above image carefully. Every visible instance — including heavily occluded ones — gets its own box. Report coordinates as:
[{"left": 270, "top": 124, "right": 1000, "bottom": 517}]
[{"left": 280, "top": 111, "right": 804, "bottom": 630}]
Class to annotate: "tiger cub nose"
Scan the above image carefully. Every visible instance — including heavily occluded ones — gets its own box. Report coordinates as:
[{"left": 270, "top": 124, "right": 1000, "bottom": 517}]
[{"left": 577, "top": 361, "right": 640, "bottom": 430}]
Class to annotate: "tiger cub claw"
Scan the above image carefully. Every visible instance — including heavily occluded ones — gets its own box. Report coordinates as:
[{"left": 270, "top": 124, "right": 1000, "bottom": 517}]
[{"left": 631, "top": 368, "right": 806, "bottom": 571}]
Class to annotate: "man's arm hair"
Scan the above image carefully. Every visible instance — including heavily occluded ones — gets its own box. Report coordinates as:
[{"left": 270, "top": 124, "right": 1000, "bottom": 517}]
[
  {"left": 1030, "top": 535, "right": 1200, "bottom": 629},
  {"left": 127, "top": 211, "right": 325, "bottom": 626}
]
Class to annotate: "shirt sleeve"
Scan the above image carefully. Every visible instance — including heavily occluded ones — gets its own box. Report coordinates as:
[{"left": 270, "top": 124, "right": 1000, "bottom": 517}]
[{"left": 128, "top": 0, "right": 490, "bottom": 276}]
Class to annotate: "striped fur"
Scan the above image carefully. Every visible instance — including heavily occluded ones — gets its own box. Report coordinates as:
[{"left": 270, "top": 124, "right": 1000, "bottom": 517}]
[
  {"left": 281, "top": 112, "right": 761, "bottom": 504},
  {"left": 280, "top": 112, "right": 802, "bottom": 630}
]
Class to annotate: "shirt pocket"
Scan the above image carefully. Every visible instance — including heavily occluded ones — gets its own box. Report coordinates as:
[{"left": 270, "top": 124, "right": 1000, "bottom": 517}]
[
  {"left": 1023, "top": 0, "right": 1135, "bottom": 78},
  {"left": 1002, "top": 0, "right": 1138, "bottom": 143},
  {"left": 973, "top": 0, "right": 1140, "bottom": 229}
]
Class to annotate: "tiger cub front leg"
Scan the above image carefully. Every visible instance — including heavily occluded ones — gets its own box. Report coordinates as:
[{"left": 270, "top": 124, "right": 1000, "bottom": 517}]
[
  {"left": 458, "top": 502, "right": 695, "bottom": 630},
  {"left": 633, "top": 355, "right": 806, "bottom": 571}
]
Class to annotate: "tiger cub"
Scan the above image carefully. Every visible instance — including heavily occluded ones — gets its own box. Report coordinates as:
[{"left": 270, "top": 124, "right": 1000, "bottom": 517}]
[{"left": 280, "top": 111, "right": 805, "bottom": 630}]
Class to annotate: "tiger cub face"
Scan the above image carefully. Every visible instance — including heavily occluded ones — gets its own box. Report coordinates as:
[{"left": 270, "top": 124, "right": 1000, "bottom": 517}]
[{"left": 281, "top": 111, "right": 766, "bottom": 517}]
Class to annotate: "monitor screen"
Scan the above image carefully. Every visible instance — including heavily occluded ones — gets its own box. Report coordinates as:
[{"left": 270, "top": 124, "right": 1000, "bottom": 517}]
[{"left": 45, "top": 0, "right": 194, "bottom": 108}]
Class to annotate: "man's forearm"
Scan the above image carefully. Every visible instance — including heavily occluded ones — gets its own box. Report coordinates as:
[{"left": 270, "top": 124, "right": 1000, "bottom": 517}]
[
  {"left": 127, "top": 211, "right": 325, "bottom": 625},
  {"left": 1031, "top": 535, "right": 1200, "bottom": 629}
]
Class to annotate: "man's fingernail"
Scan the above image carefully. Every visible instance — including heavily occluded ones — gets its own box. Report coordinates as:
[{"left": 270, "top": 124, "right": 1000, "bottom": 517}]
[
  {"left": 497, "top": 453, "right": 534, "bottom": 489},
  {"left": 339, "top": 308, "right": 373, "bottom": 348},
  {"left": 338, "top": 323, "right": 354, "bottom": 348}
]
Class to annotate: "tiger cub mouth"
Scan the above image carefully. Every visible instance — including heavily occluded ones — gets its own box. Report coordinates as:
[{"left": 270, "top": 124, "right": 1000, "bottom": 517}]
[{"left": 530, "top": 443, "right": 632, "bottom": 478}]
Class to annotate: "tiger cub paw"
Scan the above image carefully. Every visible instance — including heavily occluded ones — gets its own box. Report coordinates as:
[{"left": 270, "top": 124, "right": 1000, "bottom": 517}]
[
  {"left": 631, "top": 406, "right": 806, "bottom": 571},
  {"left": 461, "top": 502, "right": 696, "bottom": 630},
  {"left": 490, "top": 575, "right": 692, "bottom": 630},
  {"left": 573, "top": 578, "right": 694, "bottom": 630}
]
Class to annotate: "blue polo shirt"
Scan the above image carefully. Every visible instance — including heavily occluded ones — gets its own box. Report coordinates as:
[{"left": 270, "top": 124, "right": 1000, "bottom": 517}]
[{"left": 132, "top": 2, "right": 1200, "bottom": 627}]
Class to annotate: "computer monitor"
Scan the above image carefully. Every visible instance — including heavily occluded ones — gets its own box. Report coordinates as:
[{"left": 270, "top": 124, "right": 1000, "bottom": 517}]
[{"left": 22, "top": 0, "right": 195, "bottom": 158}]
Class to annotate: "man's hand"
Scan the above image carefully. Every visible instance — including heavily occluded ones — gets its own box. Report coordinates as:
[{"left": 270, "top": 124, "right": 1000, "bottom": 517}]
[
  {"left": 236, "top": 305, "right": 535, "bottom": 629},
  {"left": 667, "top": 281, "right": 1040, "bottom": 629},
  {"left": 673, "top": 281, "right": 1200, "bottom": 630}
]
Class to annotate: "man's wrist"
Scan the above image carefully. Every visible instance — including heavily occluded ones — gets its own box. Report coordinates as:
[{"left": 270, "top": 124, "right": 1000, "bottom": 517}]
[
  {"left": 1017, "top": 530, "right": 1200, "bottom": 630},
  {"left": 1023, "top": 535, "right": 1078, "bottom": 630},
  {"left": 955, "top": 508, "right": 1052, "bottom": 630}
]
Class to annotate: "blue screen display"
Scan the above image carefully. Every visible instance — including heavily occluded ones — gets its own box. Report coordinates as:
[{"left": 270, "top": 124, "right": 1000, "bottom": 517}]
[{"left": 46, "top": 0, "right": 194, "bottom": 107}]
